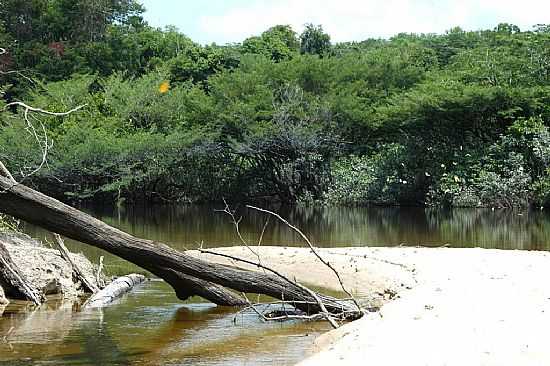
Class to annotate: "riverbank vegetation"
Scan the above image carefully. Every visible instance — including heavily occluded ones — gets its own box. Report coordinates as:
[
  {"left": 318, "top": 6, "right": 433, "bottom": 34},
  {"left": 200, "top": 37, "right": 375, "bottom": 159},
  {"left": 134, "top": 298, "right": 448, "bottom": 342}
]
[{"left": 1, "top": 1, "right": 549, "bottom": 208}]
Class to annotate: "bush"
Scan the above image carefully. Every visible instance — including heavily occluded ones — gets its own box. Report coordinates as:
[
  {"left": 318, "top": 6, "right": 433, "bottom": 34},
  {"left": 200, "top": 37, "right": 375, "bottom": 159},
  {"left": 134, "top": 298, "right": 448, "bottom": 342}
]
[
  {"left": 326, "top": 144, "right": 420, "bottom": 205},
  {"left": 102, "top": 72, "right": 216, "bottom": 132},
  {"left": 428, "top": 148, "right": 532, "bottom": 208},
  {"left": 325, "top": 155, "right": 375, "bottom": 205},
  {"left": 42, "top": 128, "right": 239, "bottom": 203},
  {"left": 533, "top": 171, "right": 550, "bottom": 207}
]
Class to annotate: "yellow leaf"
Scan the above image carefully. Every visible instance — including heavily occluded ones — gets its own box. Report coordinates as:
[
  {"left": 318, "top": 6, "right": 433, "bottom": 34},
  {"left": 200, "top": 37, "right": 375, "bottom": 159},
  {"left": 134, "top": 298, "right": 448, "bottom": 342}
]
[{"left": 159, "top": 81, "right": 170, "bottom": 94}]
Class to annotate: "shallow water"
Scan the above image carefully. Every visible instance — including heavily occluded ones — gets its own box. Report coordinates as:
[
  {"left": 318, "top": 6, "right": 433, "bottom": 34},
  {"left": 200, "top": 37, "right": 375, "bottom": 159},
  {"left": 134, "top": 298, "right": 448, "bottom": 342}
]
[{"left": 0, "top": 280, "right": 329, "bottom": 366}]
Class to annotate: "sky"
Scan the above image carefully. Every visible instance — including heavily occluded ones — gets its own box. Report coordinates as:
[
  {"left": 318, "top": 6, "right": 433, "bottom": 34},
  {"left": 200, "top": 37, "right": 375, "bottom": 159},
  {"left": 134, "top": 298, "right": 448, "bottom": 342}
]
[{"left": 140, "top": 0, "right": 550, "bottom": 45}]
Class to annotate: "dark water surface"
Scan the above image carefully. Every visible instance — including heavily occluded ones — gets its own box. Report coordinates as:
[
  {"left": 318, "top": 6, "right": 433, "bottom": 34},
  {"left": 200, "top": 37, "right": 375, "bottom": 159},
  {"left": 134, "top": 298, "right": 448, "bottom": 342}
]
[
  {"left": 24, "top": 205, "right": 550, "bottom": 273},
  {"left": 5, "top": 205, "right": 550, "bottom": 365}
]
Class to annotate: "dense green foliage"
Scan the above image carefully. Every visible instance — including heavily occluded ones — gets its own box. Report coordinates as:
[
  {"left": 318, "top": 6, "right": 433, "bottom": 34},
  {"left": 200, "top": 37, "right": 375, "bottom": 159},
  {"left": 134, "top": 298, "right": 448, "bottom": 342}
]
[{"left": 1, "top": 2, "right": 549, "bottom": 207}]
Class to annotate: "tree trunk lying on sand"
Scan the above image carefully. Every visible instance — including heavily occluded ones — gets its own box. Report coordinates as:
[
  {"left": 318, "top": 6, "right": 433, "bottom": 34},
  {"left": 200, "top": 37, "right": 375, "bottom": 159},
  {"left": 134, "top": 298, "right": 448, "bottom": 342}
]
[
  {"left": 0, "top": 176, "right": 357, "bottom": 316},
  {"left": 0, "top": 241, "right": 43, "bottom": 304},
  {"left": 85, "top": 274, "right": 145, "bottom": 308}
]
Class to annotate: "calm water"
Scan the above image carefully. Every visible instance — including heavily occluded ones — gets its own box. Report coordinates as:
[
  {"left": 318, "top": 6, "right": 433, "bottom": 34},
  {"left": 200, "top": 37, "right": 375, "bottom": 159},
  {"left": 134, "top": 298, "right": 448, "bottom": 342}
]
[
  {"left": 7, "top": 205, "right": 550, "bottom": 365},
  {"left": 0, "top": 280, "right": 328, "bottom": 365},
  {"left": 24, "top": 205, "right": 550, "bottom": 274}
]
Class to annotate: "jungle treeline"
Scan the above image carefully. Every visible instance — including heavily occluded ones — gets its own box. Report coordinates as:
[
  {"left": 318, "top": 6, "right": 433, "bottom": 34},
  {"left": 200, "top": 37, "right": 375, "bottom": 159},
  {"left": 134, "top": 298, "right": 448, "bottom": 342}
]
[{"left": 1, "top": 1, "right": 549, "bottom": 208}]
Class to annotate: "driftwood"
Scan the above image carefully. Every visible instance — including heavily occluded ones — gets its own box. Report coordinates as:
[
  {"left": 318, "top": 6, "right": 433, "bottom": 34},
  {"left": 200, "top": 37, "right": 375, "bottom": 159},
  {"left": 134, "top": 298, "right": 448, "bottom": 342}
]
[
  {"left": 53, "top": 234, "right": 99, "bottom": 293},
  {"left": 0, "top": 176, "right": 358, "bottom": 317},
  {"left": 96, "top": 256, "right": 105, "bottom": 288},
  {"left": 0, "top": 241, "right": 43, "bottom": 304},
  {"left": 85, "top": 274, "right": 145, "bottom": 308},
  {"left": 0, "top": 284, "right": 8, "bottom": 305}
]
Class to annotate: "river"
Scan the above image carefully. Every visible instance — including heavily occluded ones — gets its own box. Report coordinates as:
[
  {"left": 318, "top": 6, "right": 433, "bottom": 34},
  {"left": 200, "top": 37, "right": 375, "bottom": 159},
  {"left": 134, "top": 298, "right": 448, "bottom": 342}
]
[{"left": 2, "top": 205, "right": 549, "bottom": 365}]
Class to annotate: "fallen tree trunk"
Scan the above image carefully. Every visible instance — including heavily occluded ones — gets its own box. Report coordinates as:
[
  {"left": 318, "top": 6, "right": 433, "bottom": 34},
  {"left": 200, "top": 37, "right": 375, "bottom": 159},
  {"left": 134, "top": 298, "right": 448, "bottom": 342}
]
[
  {"left": 0, "top": 241, "right": 43, "bottom": 304},
  {"left": 0, "top": 176, "right": 357, "bottom": 316},
  {"left": 85, "top": 274, "right": 145, "bottom": 308}
]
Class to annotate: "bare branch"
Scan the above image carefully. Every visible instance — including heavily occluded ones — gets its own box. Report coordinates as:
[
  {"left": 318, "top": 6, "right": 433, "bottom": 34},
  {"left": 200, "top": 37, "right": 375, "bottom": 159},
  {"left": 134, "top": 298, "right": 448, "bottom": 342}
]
[
  {"left": 0, "top": 162, "right": 16, "bottom": 183},
  {"left": 198, "top": 247, "right": 341, "bottom": 328},
  {"left": 96, "top": 256, "right": 105, "bottom": 289},
  {"left": 5, "top": 102, "right": 88, "bottom": 116},
  {"left": 218, "top": 199, "right": 265, "bottom": 272},
  {"left": 0, "top": 71, "right": 37, "bottom": 87},
  {"left": 53, "top": 234, "right": 99, "bottom": 293},
  {"left": 247, "top": 205, "right": 364, "bottom": 314},
  {"left": 235, "top": 295, "right": 345, "bottom": 324},
  {"left": 2, "top": 101, "right": 87, "bottom": 180}
]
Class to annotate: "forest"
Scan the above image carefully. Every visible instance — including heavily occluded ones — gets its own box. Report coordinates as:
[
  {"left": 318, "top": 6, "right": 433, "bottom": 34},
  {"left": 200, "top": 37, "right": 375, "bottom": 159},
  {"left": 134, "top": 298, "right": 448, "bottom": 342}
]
[{"left": 1, "top": 0, "right": 549, "bottom": 208}]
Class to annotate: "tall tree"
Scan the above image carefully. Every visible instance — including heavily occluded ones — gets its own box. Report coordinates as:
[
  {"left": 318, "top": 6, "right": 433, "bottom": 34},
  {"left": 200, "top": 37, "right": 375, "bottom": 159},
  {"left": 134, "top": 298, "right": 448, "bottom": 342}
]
[
  {"left": 242, "top": 25, "right": 299, "bottom": 61},
  {"left": 300, "top": 23, "right": 331, "bottom": 56},
  {"left": 0, "top": 0, "right": 144, "bottom": 44}
]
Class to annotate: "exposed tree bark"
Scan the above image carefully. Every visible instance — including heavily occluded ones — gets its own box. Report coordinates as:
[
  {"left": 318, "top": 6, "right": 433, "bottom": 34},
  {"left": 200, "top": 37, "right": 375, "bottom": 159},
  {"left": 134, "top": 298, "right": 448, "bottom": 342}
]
[
  {"left": 53, "top": 233, "right": 99, "bottom": 293},
  {"left": 0, "top": 283, "right": 8, "bottom": 305},
  {"left": 0, "top": 241, "right": 43, "bottom": 304},
  {"left": 0, "top": 161, "right": 15, "bottom": 183},
  {"left": 0, "top": 176, "right": 357, "bottom": 316},
  {"left": 85, "top": 274, "right": 145, "bottom": 308}
]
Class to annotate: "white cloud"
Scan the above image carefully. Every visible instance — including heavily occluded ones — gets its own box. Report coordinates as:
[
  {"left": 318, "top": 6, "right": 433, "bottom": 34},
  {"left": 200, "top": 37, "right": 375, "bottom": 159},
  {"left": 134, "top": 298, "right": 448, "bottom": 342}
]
[{"left": 196, "top": 0, "right": 550, "bottom": 44}]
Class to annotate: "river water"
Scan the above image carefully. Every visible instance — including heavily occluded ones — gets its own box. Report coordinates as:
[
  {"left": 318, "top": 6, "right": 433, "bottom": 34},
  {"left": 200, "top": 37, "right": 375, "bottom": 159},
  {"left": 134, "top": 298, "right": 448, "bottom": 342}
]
[
  {"left": 0, "top": 280, "right": 329, "bottom": 365},
  {"left": 2, "top": 205, "right": 550, "bottom": 365}
]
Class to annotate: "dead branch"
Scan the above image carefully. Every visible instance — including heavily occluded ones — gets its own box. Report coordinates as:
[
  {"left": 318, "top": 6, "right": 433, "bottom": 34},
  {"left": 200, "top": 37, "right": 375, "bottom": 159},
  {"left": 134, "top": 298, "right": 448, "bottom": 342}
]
[
  {"left": 0, "top": 71, "right": 37, "bottom": 87},
  {"left": 96, "top": 256, "right": 105, "bottom": 289},
  {"left": 4, "top": 102, "right": 85, "bottom": 179},
  {"left": 239, "top": 292, "right": 267, "bottom": 321},
  {"left": 85, "top": 274, "right": 145, "bottom": 308},
  {"left": 218, "top": 200, "right": 264, "bottom": 268},
  {"left": 247, "top": 205, "right": 364, "bottom": 314},
  {"left": 53, "top": 234, "right": 99, "bottom": 293},
  {"left": 2, "top": 98, "right": 87, "bottom": 180},
  {"left": 234, "top": 291, "right": 339, "bottom": 324},
  {"left": 215, "top": 202, "right": 370, "bottom": 327},
  {"left": 1, "top": 47, "right": 86, "bottom": 180},
  {"left": 0, "top": 241, "right": 43, "bottom": 305},
  {"left": 5, "top": 102, "right": 87, "bottom": 117},
  {"left": 0, "top": 162, "right": 15, "bottom": 183},
  {"left": 198, "top": 247, "right": 341, "bottom": 328}
]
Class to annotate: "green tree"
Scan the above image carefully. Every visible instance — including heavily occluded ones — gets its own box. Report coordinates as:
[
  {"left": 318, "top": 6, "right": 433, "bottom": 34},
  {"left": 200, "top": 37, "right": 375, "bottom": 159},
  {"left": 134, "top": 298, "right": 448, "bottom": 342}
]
[
  {"left": 242, "top": 25, "right": 299, "bottom": 61},
  {"left": 299, "top": 24, "right": 331, "bottom": 56}
]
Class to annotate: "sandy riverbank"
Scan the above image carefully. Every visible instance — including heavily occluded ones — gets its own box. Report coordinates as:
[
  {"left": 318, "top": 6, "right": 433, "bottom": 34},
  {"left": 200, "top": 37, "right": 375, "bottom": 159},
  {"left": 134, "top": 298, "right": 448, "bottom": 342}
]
[
  {"left": 191, "top": 246, "right": 550, "bottom": 366},
  {"left": 0, "top": 231, "right": 101, "bottom": 303}
]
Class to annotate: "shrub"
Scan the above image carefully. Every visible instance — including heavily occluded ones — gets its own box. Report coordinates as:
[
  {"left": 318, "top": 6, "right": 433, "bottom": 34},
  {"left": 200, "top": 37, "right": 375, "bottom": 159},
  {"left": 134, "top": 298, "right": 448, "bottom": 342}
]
[
  {"left": 533, "top": 171, "right": 550, "bottom": 207},
  {"left": 326, "top": 144, "right": 420, "bottom": 205}
]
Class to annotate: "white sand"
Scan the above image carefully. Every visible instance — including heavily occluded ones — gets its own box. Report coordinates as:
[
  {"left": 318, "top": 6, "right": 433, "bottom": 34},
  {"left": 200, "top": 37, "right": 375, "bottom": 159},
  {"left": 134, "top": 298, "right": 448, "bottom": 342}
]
[
  {"left": 1, "top": 232, "right": 100, "bottom": 299},
  {"left": 191, "top": 246, "right": 550, "bottom": 366}
]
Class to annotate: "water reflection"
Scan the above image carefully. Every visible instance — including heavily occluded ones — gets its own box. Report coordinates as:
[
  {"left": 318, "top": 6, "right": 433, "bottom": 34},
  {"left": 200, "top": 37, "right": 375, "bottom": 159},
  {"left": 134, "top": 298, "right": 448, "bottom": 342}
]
[
  {"left": 22, "top": 205, "right": 550, "bottom": 275},
  {"left": 0, "top": 281, "right": 327, "bottom": 366}
]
